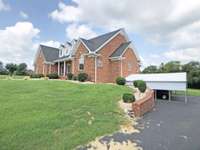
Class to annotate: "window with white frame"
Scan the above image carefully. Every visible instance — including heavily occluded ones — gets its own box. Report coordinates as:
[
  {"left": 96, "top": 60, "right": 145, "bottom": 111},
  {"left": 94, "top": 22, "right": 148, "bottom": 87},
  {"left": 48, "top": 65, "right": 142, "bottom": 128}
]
[
  {"left": 79, "top": 55, "right": 84, "bottom": 70},
  {"left": 97, "top": 58, "right": 103, "bottom": 67},
  {"left": 128, "top": 62, "right": 132, "bottom": 71}
]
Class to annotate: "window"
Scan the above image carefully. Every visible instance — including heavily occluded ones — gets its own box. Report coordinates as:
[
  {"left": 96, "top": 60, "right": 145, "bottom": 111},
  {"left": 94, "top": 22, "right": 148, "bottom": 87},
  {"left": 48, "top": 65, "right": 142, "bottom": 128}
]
[
  {"left": 79, "top": 55, "right": 84, "bottom": 70},
  {"left": 97, "top": 58, "right": 103, "bottom": 67},
  {"left": 128, "top": 63, "right": 132, "bottom": 71}
]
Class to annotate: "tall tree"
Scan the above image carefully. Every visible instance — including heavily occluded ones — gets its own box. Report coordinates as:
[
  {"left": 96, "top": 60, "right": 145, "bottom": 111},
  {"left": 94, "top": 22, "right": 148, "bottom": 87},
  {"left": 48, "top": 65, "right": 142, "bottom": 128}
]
[
  {"left": 16, "top": 63, "right": 27, "bottom": 75},
  {"left": 142, "top": 65, "right": 158, "bottom": 73},
  {"left": 5, "top": 63, "right": 17, "bottom": 76},
  {"left": 163, "top": 61, "right": 181, "bottom": 72}
]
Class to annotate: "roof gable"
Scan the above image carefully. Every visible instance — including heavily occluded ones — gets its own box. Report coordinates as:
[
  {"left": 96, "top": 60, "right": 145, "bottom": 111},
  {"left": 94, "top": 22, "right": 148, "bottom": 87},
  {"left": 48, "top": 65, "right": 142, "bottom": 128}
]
[
  {"left": 81, "top": 29, "right": 121, "bottom": 52},
  {"left": 40, "top": 45, "right": 59, "bottom": 62},
  {"left": 110, "top": 41, "right": 131, "bottom": 58}
]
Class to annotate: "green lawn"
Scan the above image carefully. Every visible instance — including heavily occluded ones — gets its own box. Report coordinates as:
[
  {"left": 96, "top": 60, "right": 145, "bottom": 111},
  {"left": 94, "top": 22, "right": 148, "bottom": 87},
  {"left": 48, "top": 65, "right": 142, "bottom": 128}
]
[
  {"left": 0, "top": 75, "right": 28, "bottom": 80},
  {"left": 0, "top": 80, "right": 131, "bottom": 150},
  {"left": 174, "top": 89, "right": 200, "bottom": 97}
]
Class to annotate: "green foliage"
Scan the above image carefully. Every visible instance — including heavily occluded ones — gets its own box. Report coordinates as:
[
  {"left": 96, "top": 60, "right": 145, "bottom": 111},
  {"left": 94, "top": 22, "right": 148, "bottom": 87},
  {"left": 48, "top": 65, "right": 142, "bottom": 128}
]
[
  {"left": 78, "top": 72, "right": 88, "bottom": 82},
  {"left": 16, "top": 63, "right": 27, "bottom": 75},
  {"left": 47, "top": 73, "right": 59, "bottom": 79},
  {"left": 142, "top": 65, "right": 158, "bottom": 73},
  {"left": 67, "top": 73, "right": 73, "bottom": 80},
  {"left": 163, "top": 61, "right": 181, "bottom": 72},
  {"left": 0, "top": 80, "right": 131, "bottom": 150},
  {"left": 5, "top": 63, "right": 17, "bottom": 76},
  {"left": 133, "top": 80, "right": 142, "bottom": 87},
  {"left": 72, "top": 75, "right": 77, "bottom": 80},
  {"left": 30, "top": 74, "right": 44, "bottom": 78},
  {"left": 116, "top": 77, "right": 126, "bottom": 85},
  {"left": 122, "top": 93, "right": 135, "bottom": 103},
  {"left": 137, "top": 80, "right": 147, "bottom": 93}
]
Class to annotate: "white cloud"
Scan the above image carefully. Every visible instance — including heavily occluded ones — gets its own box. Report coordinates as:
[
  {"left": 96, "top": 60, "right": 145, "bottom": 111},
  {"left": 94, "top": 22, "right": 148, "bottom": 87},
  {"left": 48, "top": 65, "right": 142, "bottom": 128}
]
[
  {"left": 66, "top": 23, "right": 96, "bottom": 40},
  {"left": 50, "top": 0, "right": 200, "bottom": 65},
  {"left": 49, "top": 2, "right": 81, "bottom": 23},
  {"left": 20, "top": 11, "right": 29, "bottom": 19},
  {"left": 41, "top": 40, "right": 60, "bottom": 48},
  {"left": 0, "top": 22, "right": 40, "bottom": 69},
  {"left": 164, "top": 48, "right": 200, "bottom": 63},
  {"left": 0, "top": 0, "right": 10, "bottom": 11}
]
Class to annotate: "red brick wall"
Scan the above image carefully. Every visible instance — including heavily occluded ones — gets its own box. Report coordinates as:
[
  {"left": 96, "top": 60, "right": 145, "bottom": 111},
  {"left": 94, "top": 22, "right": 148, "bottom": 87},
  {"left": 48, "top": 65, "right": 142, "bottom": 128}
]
[
  {"left": 132, "top": 90, "right": 155, "bottom": 117},
  {"left": 73, "top": 43, "right": 95, "bottom": 81},
  {"left": 122, "top": 48, "right": 140, "bottom": 78},
  {"left": 34, "top": 50, "right": 57, "bottom": 76},
  {"left": 34, "top": 51, "right": 45, "bottom": 74},
  {"left": 96, "top": 33, "right": 127, "bottom": 83}
]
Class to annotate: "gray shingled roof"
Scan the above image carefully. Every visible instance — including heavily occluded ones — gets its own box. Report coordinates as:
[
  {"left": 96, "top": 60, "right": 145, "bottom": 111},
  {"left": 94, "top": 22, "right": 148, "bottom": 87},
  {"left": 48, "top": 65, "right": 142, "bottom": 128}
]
[
  {"left": 110, "top": 41, "right": 131, "bottom": 57},
  {"left": 81, "top": 29, "right": 121, "bottom": 52},
  {"left": 40, "top": 45, "right": 59, "bottom": 62}
]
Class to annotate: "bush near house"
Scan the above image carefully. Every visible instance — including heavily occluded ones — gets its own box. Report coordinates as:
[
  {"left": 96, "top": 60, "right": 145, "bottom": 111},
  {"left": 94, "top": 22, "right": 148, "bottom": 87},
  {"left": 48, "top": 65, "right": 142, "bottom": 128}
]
[
  {"left": 116, "top": 77, "right": 126, "bottom": 85},
  {"left": 67, "top": 73, "right": 73, "bottom": 80},
  {"left": 122, "top": 93, "right": 135, "bottom": 103},
  {"left": 47, "top": 73, "right": 59, "bottom": 79},
  {"left": 137, "top": 80, "right": 147, "bottom": 93},
  {"left": 30, "top": 74, "right": 44, "bottom": 78},
  {"left": 133, "top": 80, "right": 141, "bottom": 87},
  {"left": 72, "top": 76, "right": 77, "bottom": 81},
  {"left": 78, "top": 73, "right": 88, "bottom": 82}
]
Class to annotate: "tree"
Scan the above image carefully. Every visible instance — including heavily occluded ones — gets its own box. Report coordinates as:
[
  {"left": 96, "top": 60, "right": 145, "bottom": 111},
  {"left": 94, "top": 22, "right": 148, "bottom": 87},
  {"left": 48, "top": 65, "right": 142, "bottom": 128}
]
[
  {"left": 163, "top": 61, "right": 181, "bottom": 72},
  {"left": 5, "top": 63, "right": 17, "bottom": 76},
  {"left": 0, "top": 61, "right": 8, "bottom": 75},
  {"left": 16, "top": 63, "right": 27, "bottom": 75},
  {"left": 142, "top": 65, "right": 158, "bottom": 73},
  {"left": 182, "top": 61, "right": 200, "bottom": 73}
]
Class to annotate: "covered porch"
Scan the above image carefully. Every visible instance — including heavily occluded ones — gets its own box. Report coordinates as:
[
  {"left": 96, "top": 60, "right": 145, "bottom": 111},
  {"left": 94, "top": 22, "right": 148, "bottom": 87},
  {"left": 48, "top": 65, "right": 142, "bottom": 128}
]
[{"left": 56, "top": 60, "right": 73, "bottom": 77}]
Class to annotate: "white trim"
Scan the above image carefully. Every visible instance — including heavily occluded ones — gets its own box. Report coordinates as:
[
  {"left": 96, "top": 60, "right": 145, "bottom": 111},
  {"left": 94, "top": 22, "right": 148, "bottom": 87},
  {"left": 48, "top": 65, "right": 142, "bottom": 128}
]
[
  {"left": 49, "top": 64, "right": 52, "bottom": 73},
  {"left": 94, "top": 56, "right": 97, "bottom": 82},
  {"left": 79, "top": 38, "right": 92, "bottom": 53}
]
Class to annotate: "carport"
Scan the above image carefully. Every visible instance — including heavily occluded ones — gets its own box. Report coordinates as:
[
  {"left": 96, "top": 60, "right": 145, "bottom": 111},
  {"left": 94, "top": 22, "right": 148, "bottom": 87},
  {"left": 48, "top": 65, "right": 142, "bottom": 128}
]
[{"left": 126, "top": 72, "right": 187, "bottom": 103}]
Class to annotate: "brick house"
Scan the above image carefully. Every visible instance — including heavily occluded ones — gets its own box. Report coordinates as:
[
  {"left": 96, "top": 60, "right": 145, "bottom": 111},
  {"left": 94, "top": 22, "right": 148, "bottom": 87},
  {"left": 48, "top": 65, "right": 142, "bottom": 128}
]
[{"left": 34, "top": 28, "right": 141, "bottom": 83}]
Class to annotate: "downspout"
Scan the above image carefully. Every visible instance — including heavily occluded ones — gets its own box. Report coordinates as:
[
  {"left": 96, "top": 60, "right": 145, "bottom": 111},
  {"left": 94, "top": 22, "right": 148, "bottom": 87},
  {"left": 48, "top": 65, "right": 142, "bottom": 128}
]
[
  {"left": 94, "top": 56, "right": 97, "bottom": 83},
  {"left": 120, "top": 57, "right": 123, "bottom": 77}
]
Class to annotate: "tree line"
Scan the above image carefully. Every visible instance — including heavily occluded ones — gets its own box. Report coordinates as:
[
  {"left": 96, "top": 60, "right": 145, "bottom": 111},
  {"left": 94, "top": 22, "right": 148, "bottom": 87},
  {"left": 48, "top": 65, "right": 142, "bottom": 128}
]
[
  {"left": 0, "top": 61, "right": 33, "bottom": 76},
  {"left": 142, "top": 61, "right": 200, "bottom": 89}
]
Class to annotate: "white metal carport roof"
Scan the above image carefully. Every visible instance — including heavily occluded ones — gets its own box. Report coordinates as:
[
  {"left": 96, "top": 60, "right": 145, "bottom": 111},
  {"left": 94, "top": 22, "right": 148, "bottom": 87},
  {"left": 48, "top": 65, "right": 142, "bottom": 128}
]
[{"left": 126, "top": 72, "right": 187, "bottom": 103}]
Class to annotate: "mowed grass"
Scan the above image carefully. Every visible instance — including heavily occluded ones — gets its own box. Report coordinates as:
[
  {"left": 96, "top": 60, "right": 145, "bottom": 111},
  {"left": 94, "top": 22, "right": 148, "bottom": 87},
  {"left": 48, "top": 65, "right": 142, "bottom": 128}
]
[
  {"left": 0, "top": 75, "right": 28, "bottom": 80},
  {"left": 175, "top": 89, "right": 200, "bottom": 97},
  {"left": 0, "top": 80, "right": 132, "bottom": 150}
]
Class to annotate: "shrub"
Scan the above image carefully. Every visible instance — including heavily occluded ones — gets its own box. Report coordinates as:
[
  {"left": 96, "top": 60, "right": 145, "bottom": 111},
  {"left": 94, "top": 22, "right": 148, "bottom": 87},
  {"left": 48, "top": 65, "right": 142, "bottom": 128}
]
[
  {"left": 67, "top": 73, "right": 73, "bottom": 80},
  {"left": 72, "top": 76, "right": 77, "bottom": 81},
  {"left": 47, "top": 73, "right": 59, "bottom": 79},
  {"left": 122, "top": 93, "right": 135, "bottom": 103},
  {"left": 137, "top": 80, "right": 147, "bottom": 93},
  {"left": 116, "top": 77, "right": 126, "bottom": 85},
  {"left": 78, "top": 73, "right": 88, "bottom": 82},
  {"left": 133, "top": 80, "right": 140, "bottom": 87},
  {"left": 30, "top": 74, "right": 44, "bottom": 78}
]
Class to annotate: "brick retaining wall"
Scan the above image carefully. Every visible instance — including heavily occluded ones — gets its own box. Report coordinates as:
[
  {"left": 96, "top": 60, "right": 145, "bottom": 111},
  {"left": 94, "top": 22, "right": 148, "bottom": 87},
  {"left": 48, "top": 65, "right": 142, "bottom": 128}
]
[{"left": 132, "top": 90, "right": 155, "bottom": 117}]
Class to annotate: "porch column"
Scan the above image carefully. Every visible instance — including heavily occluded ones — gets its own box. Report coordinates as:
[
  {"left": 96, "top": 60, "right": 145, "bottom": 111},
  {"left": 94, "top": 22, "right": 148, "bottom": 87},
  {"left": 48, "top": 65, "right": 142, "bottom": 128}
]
[
  {"left": 58, "top": 62, "right": 60, "bottom": 76},
  {"left": 64, "top": 61, "right": 66, "bottom": 76},
  {"left": 49, "top": 64, "right": 51, "bottom": 74},
  {"left": 120, "top": 58, "right": 123, "bottom": 77}
]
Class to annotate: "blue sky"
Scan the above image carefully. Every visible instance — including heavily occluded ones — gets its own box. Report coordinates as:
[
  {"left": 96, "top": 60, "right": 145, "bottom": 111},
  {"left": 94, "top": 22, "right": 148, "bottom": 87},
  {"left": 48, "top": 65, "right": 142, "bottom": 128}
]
[{"left": 0, "top": 0, "right": 200, "bottom": 69}]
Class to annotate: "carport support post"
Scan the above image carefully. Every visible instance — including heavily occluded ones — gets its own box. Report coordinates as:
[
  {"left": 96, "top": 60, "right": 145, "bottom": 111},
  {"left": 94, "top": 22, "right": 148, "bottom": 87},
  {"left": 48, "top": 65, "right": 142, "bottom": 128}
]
[
  {"left": 185, "top": 90, "right": 188, "bottom": 104},
  {"left": 154, "top": 90, "right": 157, "bottom": 101},
  {"left": 169, "top": 90, "right": 171, "bottom": 101}
]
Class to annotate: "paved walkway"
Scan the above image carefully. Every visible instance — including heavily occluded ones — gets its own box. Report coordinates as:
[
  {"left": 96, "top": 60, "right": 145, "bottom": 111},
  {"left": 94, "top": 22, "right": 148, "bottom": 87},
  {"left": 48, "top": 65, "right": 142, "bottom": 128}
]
[{"left": 79, "top": 96, "right": 200, "bottom": 150}]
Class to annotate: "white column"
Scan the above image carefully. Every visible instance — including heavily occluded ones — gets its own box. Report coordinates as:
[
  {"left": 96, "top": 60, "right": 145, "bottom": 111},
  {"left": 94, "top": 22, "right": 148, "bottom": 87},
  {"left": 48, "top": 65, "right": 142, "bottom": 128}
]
[
  {"left": 58, "top": 62, "right": 60, "bottom": 76},
  {"left": 64, "top": 61, "right": 66, "bottom": 76}
]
